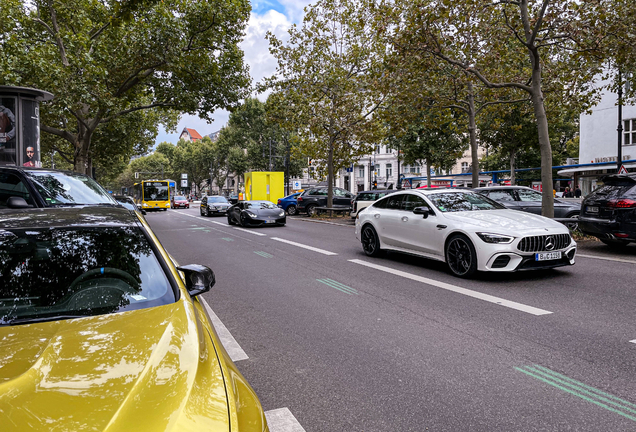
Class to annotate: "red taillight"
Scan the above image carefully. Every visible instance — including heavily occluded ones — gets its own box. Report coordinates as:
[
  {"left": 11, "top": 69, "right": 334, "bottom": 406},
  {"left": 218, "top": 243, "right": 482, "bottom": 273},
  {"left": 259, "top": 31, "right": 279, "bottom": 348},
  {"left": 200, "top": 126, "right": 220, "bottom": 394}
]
[
  {"left": 278, "top": 199, "right": 281, "bottom": 204},
  {"left": 298, "top": 196, "right": 303, "bottom": 202},
  {"left": 615, "top": 233, "right": 630, "bottom": 238},
  {"left": 608, "top": 199, "right": 636, "bottom": 208}
]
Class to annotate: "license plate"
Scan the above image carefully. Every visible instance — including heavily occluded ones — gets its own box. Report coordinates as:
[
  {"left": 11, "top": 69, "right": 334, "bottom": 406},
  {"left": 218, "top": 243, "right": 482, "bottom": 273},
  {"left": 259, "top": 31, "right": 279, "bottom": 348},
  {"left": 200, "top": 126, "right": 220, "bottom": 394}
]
[
  {"left": 266, "top": 220, "right": 276, "bottom": 224},
  {"left": 535, "top": 251, "right": 562, "bottom": 261},
  {"left": 586, "top": 206, "right": 599, "bottom": 213}
]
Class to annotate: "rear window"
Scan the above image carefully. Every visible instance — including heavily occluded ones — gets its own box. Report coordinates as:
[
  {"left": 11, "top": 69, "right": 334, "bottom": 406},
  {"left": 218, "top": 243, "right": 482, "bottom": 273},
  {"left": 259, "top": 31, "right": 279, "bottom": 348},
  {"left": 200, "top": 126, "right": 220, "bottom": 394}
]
[
  {"left": 0, "top": 226, "right": 175, "bottom": 325},
  {"left": 588, "top": 184, "right": 636, "bottom": 200}
]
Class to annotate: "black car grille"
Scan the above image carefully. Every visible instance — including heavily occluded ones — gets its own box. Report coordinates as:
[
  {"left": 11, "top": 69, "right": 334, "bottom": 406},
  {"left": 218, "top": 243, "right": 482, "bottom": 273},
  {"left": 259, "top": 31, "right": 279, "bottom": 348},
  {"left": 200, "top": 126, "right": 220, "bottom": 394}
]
[{"left": 517, "top": 234, "right": 571, "bottom": 252}]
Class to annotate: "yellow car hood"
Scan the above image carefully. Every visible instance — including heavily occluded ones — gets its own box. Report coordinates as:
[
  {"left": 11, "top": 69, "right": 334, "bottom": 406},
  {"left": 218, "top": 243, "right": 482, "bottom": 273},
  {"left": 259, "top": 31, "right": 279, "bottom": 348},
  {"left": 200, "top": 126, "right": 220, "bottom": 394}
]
[{"left": 0, "top": 300, "right": 230, "bottom": 432}]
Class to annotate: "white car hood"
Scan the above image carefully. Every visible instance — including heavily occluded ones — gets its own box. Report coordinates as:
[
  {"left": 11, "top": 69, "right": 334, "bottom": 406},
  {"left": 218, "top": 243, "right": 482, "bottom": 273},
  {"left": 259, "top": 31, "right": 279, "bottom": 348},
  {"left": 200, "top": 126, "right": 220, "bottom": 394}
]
[{"left": 442, "top": 209, "right": 566, "bottom": 232}]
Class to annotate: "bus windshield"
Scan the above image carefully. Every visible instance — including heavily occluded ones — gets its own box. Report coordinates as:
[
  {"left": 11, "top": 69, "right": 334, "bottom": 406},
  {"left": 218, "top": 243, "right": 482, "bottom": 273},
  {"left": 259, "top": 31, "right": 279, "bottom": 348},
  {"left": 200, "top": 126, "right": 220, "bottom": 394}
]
[{"left": 143, "top": 182, "right": 169, "bottom": 201}]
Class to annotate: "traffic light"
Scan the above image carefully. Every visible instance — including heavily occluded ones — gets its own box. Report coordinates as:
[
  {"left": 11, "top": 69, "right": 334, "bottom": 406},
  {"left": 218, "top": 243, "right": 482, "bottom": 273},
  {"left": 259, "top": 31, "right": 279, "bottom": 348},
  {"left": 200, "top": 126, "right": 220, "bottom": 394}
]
[{"left": 373, "top": 180, "right": 377, "bottom": 189}]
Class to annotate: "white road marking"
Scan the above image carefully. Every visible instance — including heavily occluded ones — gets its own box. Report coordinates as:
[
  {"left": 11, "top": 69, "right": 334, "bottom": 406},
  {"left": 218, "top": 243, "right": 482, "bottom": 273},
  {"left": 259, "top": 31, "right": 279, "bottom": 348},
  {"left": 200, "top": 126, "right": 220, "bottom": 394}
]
[
  {"left": 200, "top": 298, "right": 249, "bottom": 362},
  {"left": 265, "top": 408, "right": 306, "bottom": 432},
  {"left": 234, "top": 227, "right": 267, "bottom": 236},
  {"left": 349, "top": 259, "right": 553, "bottom": 316},
  {"left": 271, "top": 237, "right": 338, "bottom": 255},
  {"left": 630, "top": 340, "right": 636, "bottom": 344},
  {"left": 208, "top": 220, "right": 228, "bottom": 226},
  {"left": 577, "top": 253, "right": 636, "bottom": 264}
]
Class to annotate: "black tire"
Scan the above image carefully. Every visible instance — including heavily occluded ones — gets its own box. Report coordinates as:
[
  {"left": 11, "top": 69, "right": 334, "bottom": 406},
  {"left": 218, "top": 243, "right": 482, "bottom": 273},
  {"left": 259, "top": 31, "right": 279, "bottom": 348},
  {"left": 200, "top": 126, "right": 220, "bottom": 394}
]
[
  {"left": 445, "top": 234, "right": 478, "bottom": 278},
  {"left": 200, "top": 207, "right": 204, "bottom": 216},
  {"left": 240, "top": 213, "right": 248, "bottom": 227},
  {"left": 205, "top": 207, "right": 210, "bottom": 217},
  {"left": 287, "top": 204, "right": 297, "bottom": 216},
  {"left": 600, "top": 238, "right": 630, "bottom": 248},
  {"left": 306, "top": 204, "right": 317, "bottom": 216},
  {"left": 227, "top": 215, "right": 235, "bottom": 225},
  {"left": 361, "top": 224, "right": 383, "bottom": 257}
]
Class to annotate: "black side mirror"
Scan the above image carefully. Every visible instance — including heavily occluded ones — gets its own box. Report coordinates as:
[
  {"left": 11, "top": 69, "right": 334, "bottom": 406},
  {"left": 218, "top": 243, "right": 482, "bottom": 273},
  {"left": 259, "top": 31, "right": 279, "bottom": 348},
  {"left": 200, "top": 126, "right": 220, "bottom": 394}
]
[
  {"left": 7, "top": 196, "right": 33, "bottom": 209},
  {"left": 141, "top": 209, "right": 147, "bottom": 215},
  {"left": 413, "top": 206, "right": 430, "bottom": 219},
  {"left": 177, "top": 264, "right": 216, "bottom": 297}
]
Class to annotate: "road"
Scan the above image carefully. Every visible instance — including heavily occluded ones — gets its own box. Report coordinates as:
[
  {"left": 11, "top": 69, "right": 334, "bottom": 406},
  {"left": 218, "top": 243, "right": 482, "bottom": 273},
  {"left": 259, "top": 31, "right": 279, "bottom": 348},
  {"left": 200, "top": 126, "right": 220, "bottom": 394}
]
[{"left": 146, "top": 207, "right": 636, "bottom": 432}]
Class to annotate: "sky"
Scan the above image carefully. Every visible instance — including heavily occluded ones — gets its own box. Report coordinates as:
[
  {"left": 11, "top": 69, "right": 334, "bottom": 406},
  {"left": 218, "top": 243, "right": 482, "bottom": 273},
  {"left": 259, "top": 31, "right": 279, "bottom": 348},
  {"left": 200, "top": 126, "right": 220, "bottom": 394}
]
[{"left": 153, "top": 0, "right": 313, "bottom": 146}]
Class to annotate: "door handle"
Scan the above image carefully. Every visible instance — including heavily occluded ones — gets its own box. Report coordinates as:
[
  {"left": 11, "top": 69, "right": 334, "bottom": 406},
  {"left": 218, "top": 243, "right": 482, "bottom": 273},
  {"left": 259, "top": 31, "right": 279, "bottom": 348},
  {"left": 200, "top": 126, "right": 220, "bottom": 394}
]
[
  {"left": 401, "top": 216, "right": 409, "bottom": 222},
  {"left": 436, "top": 224, "right": 447, "bottom": 230}
]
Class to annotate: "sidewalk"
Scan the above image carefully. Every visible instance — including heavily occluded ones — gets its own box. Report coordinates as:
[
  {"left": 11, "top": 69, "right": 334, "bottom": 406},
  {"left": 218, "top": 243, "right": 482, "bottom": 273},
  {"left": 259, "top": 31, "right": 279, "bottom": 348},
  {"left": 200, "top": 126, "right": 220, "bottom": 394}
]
[{"left": 291, "top": 215, "right": 355, "bottom": 227}]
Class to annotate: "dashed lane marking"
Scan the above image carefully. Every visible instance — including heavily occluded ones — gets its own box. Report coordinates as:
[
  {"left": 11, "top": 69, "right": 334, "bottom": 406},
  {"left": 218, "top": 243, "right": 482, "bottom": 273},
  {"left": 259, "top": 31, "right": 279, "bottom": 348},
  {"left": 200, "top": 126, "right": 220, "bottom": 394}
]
[
  {"left": 265, "top": 408, "right": 306, "bottom": 432},
  {"left": 234, "top": 227, "right": 267, "bottom": 236},
  {"left": 254, "top": 251, "right": 273, "bottom": 258},
  {"left": 349, "top": 259, "right": 553, "bottom": 316},
  {"left": 577, "top": 253, "right": 636, "bottom": 264},
  {"left": 271, "top": 237, "right": 338, "bottom": 255},
  {"left": 200, "top": 298, "right": 249, "bottom": 362}
]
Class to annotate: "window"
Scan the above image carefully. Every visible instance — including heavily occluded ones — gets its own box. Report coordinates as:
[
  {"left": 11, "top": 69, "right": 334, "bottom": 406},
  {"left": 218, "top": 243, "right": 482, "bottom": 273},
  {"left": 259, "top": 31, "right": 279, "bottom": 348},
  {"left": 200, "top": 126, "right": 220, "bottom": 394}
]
[
  {"left": 386, "top": 164, "right": 392, "bottom": 178},
  {"left": 461, "top": 162, "right": 469, "bottom": 173},
  {"left": 375, "top": 145, "right": 381, "bottom": 154},
  {"left": 428, "top": 192, "right": 504, "bottom": 212},
  {"left": 358, "top": 166, "right": 365, "bottom": 178},
  {"left": 0, "top": 172, "right": 33, "bottom": 207},
  {"left": 401, "top": 194, "right": 429, "bottom": 211},
  {"left": 385, "top": 194, "right": 405, "bottom": 210},
  {"left": 410, "top": 165, "right": 419, "bottom": 173},
  {"left": 487, "top": 190, "right": 515, "bottom": 201},
  {"left": 516, "top": 189, "right": 543, "bottom": 202},
  {"left": 624, "top": 119, "right": 636, "bottom": 145}
]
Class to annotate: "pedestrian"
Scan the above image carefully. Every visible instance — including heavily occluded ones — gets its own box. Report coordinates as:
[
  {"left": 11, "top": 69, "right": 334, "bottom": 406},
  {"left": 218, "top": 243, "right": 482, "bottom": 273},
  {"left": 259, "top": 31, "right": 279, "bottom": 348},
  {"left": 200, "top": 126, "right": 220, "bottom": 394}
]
[{"left": 574, "top": 185, "right": 582, "bottom": 198}]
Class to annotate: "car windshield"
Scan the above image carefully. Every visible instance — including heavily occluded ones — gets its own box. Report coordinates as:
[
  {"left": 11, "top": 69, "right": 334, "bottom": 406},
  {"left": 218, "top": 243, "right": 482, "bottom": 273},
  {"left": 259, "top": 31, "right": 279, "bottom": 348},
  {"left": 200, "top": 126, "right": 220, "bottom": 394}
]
[
  {"left": 208, "top": 196, "right": 229, "bottom": 203},
  {"left": 428, "top": 192, "right": 505, "bottom": 212},
  {"left": 174, "top": 196, "right": 186, "bottom": 201},
  {"left": 143, "top": 182, "right": 169, "bottom": 201},
  {"left": 245, "top": 201, "right": 277, "bottom": 209},
  {"left": 0, "top": 226, "right": 175, "bottom": 325},
  {"left": 25, "top": 171, "right": 117, "bottom": 206}
]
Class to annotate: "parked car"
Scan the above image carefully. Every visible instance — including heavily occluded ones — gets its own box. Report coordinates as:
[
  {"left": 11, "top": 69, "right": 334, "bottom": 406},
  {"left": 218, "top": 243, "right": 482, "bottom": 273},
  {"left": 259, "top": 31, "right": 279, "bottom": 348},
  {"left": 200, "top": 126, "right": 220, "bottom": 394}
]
[
  {"left": 171, "top": 194, "right": 189, "bottom": 209},
  {"left": 0, "top": 166, "right": 117, "bottom": 209},
  {"left": 228, "top": 194, "right": 239, "bottom": 204},
  {"left": 579, "top": 173, "right": 636, "bottom": 248},
  {"left": 113, "top": 194, "right": 147, "bottom": 217},
  {"left": 0, "top": 206, "right": 269, "bottom": 431},
  {"left": 296, "top": 186, "right": 355, "bottom": 216},
  {"left": 227, "top": 200, "right": 286, "bottom": 227},
  {"left": 277, "top": 192, "right": 301, "bottom": 215},
  {"left": 350, "top": 189, "right": 398, "bottom": 218},
  {"left": 200, "top": 195, "right": 231, "bottom": 217},
  {"left": 475, "top": 186, "right": 581, "bottom": 219},
  {"left": 355, "top": 189, "right": 576, "bottom": 278}
]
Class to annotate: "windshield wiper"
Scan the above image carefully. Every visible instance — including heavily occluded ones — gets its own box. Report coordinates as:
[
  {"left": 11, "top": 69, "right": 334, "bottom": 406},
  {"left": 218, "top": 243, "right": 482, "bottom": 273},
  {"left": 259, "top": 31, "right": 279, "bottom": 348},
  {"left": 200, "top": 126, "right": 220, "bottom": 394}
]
[{"left": 3, "top": 314, "right": 88, "bottom": 326}]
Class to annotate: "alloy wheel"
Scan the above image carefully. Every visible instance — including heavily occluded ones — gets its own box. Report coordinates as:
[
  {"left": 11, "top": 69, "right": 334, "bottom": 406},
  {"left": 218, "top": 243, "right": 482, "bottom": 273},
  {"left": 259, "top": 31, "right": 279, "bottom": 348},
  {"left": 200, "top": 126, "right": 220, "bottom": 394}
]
[
  {"left": 446, "top": 236, "right": 476, "bottom": 277},
  {"left": 287, "top": 205, "right": 297, "bottom": 216}
]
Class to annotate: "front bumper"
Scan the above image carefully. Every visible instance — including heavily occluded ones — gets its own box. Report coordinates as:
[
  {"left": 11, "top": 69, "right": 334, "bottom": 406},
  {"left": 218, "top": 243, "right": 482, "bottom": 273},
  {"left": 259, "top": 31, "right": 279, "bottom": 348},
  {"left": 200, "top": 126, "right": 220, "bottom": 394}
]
[
  {"left": 207, "top": 206, "right": 228, "bottom": 214},
  {"left": 481, "top": 245, "right": 577, "bottom": 272},
  {"left": 244, "top": 215, "right": 286, "bottom": 226}
]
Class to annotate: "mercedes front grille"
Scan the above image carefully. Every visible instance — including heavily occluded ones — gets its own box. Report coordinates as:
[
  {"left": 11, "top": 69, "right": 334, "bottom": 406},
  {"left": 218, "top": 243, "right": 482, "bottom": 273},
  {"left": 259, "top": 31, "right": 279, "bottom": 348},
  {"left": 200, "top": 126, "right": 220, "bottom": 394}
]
[{"left": 517, "top": 234, "right": 571, "bottom": 252}]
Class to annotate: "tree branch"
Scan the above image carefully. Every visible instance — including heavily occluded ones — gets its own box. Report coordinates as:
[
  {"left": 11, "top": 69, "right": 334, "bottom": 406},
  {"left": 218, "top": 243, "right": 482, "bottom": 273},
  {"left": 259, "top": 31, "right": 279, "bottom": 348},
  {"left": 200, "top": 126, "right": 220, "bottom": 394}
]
[
  {"left": 41, "top": 124, "right": 76, "bottom": 143},
  {"left": 100, "top": 102, "right": 176, "bottom": 123}
]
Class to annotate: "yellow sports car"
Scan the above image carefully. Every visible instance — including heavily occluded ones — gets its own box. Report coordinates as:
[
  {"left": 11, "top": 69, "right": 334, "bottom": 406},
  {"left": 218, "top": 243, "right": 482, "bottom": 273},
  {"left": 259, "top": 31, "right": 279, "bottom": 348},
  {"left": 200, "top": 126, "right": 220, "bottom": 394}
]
[{"left": 0, "top": 206, "right": 269, "bottom": 432}]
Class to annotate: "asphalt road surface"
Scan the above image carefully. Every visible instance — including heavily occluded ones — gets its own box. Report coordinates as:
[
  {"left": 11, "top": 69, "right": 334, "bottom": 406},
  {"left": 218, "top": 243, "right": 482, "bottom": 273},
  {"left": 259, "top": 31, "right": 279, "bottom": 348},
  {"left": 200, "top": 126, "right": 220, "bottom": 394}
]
[{"left": 146, "top": 206, "right": 636, "bottom": 432}]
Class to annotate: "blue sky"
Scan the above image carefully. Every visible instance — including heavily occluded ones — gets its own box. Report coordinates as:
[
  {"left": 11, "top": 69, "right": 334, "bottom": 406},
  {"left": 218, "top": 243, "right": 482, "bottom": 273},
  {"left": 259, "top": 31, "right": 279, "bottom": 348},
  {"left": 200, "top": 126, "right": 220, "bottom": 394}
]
[{"left": 153, "top": 0, "right": 312, "bottom": 146}]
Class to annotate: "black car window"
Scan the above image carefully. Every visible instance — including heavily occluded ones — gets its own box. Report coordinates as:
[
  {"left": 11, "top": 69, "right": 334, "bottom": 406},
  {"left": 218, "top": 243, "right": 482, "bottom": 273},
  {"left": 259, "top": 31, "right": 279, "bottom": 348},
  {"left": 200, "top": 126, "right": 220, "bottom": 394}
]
[
  {"left": 402, "top": 194, "right": 430, "bottom": 211},
  {"left": 589, "top": 184, "right": 636, "bottom": 200},
  {"left": 516, "top": 189, "right": 543, "bottom": 202},
  {"left": 0, "top": 226, "right": 175, "bottom": 325},
  {"left": 372, "top": 196, "right": 389, "bottom": 209},
  {"left": 357, "top": 193, "right": 377, "bottom": 201},
  {"left": 207, "top": 196, "right": 229, "bottom": 203},
  {"left": 487, "top": 190, "right": 516, "bottom": 201},
  {"left": 313, "top": 189, "right": 328, "bottom": 196},
  {"left": 24, "top": 171, "right": 116, "bottom": 206},
  {"left": 0, "top": 172, "right": 34, "bottom": 207},
  {"left": 385, "top": 194, "right": 405, "bottom": 210}
]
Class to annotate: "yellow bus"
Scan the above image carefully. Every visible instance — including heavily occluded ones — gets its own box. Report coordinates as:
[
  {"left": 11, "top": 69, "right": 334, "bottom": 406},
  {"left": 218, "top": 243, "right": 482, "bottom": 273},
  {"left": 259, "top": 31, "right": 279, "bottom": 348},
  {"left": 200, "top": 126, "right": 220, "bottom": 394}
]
[{"left": 133, "top": 180, "right": 171, "bottom": 211}]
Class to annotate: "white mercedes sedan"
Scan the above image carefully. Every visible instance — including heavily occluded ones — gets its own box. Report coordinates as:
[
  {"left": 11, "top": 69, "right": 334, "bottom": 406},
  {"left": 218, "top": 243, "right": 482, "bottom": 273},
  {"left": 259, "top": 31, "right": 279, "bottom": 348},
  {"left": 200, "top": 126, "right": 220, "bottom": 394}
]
[{"left": 355, "top": 189, "right": 576, "bottom": 278}]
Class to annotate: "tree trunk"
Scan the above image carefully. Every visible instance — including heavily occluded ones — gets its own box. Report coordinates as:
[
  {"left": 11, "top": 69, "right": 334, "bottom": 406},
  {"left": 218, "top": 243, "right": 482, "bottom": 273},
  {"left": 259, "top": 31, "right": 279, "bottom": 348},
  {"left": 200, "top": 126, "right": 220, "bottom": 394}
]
[
  {"left": 467, "top": 82, "right": 480, "bottom": 188},
  {"left": 327, "top": 138, "right": 334, "bottom": 208},
  {"left": 529, "top": 54, "right": 553, "bottom": 217},
  {"left": 426, "top": 160, "right": 431, "bottom": 188},
  {"left": 510, "top": 149, "right": 516, "bottom": 186}
]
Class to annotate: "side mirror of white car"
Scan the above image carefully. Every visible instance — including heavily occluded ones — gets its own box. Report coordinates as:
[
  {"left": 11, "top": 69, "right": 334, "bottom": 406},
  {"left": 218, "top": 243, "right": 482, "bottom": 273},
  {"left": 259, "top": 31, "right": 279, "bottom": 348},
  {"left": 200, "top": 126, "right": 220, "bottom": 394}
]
[{"left": 413, "top": 206, "right": 431, "bottom": 219}]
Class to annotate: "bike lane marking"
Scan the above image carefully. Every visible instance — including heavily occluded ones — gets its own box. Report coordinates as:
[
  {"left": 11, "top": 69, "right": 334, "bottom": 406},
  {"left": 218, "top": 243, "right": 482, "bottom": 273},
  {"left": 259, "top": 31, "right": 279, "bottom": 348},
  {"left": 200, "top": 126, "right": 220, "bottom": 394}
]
[{"left": 349, "top": 259, "right": 552, "bottom": 316}]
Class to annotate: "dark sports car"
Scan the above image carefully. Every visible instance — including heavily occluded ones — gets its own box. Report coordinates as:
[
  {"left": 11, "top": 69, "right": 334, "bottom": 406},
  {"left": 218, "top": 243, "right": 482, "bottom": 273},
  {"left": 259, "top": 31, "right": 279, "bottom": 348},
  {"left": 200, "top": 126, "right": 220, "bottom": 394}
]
[{"left": 227, "top": 200, "right": 287, "bottom": 227}]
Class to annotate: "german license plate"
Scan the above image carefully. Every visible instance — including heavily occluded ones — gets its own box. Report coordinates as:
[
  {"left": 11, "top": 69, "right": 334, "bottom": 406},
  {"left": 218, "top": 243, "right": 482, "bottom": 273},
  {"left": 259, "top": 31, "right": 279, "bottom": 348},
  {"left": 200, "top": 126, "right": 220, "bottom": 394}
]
[
  {"left": 266, "top": 220, "right": 276, "bottom": 224},
  {"left": 536, "top": 251, "right": 562, "bottom": 261},
  {"left": 586, "top": 206, "right": 599, "bottom": 213}
]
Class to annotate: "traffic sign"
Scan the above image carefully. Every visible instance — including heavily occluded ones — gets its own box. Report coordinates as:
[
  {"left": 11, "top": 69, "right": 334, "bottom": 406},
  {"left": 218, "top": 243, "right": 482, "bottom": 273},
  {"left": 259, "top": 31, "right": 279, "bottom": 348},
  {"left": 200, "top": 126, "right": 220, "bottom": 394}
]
[
  {"left": 293, "top": 180, "right": 302, "bottom": 190},
  {"left": 618, "top": 165, "right": 629, "bottom": 175}
]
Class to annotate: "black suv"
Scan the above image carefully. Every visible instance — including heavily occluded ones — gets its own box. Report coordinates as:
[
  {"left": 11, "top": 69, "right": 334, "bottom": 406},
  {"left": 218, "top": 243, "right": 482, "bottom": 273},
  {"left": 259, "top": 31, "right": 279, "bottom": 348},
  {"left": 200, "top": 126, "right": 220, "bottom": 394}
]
[
  {"left": 579, "top": 173, "right": 636, "bottom": 248},
  {"left": 296, "top": 186, "right": 355, "bottom": 216},
  {"left": 0, "top": 166, "right": 117, "bottom": 209}
]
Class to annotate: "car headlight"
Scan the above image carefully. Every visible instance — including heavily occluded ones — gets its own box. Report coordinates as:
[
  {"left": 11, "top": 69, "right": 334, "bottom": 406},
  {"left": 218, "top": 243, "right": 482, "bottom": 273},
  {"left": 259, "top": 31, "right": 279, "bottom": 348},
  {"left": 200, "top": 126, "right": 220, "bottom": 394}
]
[
  {"left": 476, "top": 232, "right": 514, "bottom": 244},
  {"left": 279, "top": 210, "right": 285, "bottom": 216},
  {"left": 246, "top": 211, "right": 258, "bottom": 218}
]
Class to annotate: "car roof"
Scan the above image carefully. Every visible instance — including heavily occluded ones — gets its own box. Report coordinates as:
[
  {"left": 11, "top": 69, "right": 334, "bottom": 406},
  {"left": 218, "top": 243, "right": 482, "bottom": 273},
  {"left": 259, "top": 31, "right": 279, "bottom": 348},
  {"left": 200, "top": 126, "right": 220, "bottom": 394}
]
[
  {"left": 1, "top": 166, "right": 92, "bottom": 177},
  {"left": 475, "top": 185, "right": 533, "bottom": 190},
  {"left": 0, "top": 206, "right": 139, "bottom": 230},
  {"left": 357, "top": 189, "right": 398, "bottom": 195},
  {"left": 411, "top": 188, "right": 473, "bottom": 195}
]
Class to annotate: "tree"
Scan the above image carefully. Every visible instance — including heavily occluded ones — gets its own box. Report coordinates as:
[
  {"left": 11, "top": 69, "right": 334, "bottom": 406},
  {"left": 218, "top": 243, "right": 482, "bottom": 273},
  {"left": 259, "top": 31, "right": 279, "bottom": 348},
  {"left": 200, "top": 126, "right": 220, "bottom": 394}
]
[
  {"left": 1, "top": 0, "right": 251, "bottom": 174},
  {"left": 395, "top": 0, "right": 606, "bottom": 217},
  {"left": 265, "top": 0, "right": 389, "bottom": 207}
]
